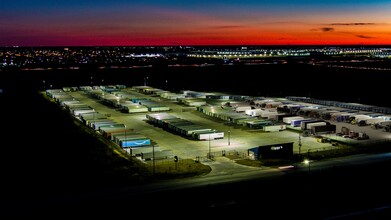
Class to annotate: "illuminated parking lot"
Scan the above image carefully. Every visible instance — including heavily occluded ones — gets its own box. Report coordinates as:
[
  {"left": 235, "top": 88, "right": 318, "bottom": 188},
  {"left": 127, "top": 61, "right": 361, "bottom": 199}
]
[{"left": 59, "top": 86, "right": 391, "bottom": 162}]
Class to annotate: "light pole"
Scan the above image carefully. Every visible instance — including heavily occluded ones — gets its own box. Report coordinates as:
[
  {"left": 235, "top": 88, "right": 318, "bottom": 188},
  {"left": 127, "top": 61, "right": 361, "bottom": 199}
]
[
  {"left": 298, "top": 134, "right": 302, "bottom": 156},
  {"left": 152, "top": 144, "right": 155, "bottom": 175},
  {"left": 124, "top": 124, "right": 127, "bottom": 149},
  {"left": 144, "top": 76, "right": 148, "bottom": 86},
  {"left": 228, "top": 126, "right": 231, "bottom": 146},
  {"left": 92, "top": 112, "right": 96, "bottom": 131},
  {"left": 208, "top": 133, "right": 211, "bottom": 159},
  {"left": 304, "top": 159, "right": 311, "bottom": 174}
]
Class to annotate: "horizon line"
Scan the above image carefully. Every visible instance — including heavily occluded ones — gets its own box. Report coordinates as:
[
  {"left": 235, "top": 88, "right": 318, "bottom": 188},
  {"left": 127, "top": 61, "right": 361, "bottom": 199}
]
[{"left": 2, "top": 44, "right": 391, "bottom": 48}]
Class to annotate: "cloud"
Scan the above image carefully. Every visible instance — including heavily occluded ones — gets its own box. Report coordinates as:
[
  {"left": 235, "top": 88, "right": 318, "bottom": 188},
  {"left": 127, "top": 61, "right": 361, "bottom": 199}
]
[
  {"left": 321, "top": 27, "right": 334, "bottom": 32},
  {"left": 356, "top": 35, "right": 375, "bottom": 39},
  {"left": 263, "top": 21, "right": 307, "bottom": 25},
  {"left": 330, "top": 23, "right": 376, "bottom": 26},
  {"left": 213, "top": 25, "right": 245, "bottom": 29},
  {"left": 311, "top": 27, "right": 334, "bottom": 32}
]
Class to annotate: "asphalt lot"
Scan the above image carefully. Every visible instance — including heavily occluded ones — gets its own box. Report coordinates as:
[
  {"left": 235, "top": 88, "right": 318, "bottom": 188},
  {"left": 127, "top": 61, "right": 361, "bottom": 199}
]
[{"left": 68, "top": 88, "right": 391, "bottom": 162}]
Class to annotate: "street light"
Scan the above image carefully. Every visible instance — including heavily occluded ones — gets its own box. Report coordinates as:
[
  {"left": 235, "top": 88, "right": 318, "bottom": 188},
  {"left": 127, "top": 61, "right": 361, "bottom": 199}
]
[{"left": 304, "top": 159, "right": 311, "bottom": 174}]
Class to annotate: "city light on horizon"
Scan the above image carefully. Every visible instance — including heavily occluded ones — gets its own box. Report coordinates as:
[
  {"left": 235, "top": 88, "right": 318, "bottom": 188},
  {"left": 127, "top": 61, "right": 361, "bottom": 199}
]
[{"left": 1, "top": 0, "right": 391, "bottom": 46}]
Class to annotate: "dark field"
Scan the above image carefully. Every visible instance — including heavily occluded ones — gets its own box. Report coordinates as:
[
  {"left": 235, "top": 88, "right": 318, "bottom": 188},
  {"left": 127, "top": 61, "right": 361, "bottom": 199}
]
[{"left": 1, "top": 63, "right": 390, "bottom": 107}]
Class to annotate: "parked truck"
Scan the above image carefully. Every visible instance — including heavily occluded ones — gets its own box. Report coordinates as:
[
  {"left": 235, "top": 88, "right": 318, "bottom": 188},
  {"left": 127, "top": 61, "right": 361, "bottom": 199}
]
[{"left": 374, "top": 120, "right": 391, "bottom": 129}]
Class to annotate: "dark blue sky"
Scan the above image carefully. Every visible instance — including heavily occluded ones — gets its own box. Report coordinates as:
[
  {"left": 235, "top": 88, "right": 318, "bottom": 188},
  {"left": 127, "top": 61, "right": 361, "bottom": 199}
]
[{"left": 1, "top": 0, "right": 390, "bottom": 46}]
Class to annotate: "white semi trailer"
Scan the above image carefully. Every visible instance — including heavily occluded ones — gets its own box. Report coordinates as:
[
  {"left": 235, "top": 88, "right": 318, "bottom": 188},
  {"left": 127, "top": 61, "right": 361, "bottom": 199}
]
[
  {"left": 306, "top": 122, "right": 327, "bottom": 130},
  {"left": 194, "top": 130, "right": 224, "bottom": 140}
]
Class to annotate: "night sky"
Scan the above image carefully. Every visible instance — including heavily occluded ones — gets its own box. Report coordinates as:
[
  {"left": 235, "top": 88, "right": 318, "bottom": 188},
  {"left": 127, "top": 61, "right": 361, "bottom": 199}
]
[{"left": 1, "top": 0, "right": 391, "bottom": 46}]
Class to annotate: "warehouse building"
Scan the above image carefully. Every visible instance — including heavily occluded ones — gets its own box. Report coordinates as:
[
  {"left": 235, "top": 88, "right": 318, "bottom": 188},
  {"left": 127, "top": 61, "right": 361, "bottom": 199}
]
[{"left": 248, "top": 142, "right": 294, "bottom": 160}]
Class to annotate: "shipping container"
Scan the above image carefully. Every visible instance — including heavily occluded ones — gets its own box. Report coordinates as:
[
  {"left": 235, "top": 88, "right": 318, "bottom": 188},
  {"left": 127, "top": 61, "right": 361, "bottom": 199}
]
[
  {"left": 194, "top": 130, "right": 224, "bottom": 140},
  {"left": 246, "top": 120, "right": 273, "bottom": 129},
  {"left": 91, "top": 120, "right": 116, "bottom": 130},
  {"left": 121, "top": 138, "right": 151, "bottom": 148},
  {"left": 112, "top": 132, "right": 142, "bottom": 143},
  {"left": 235, "top": 106, "right": 252, "bottom": 112},
  {"left": 311, "top": 124, "right": 336, "bottom": 135},
  {"left": 129, "top": 146, "right": 161, "bottom": 156},
  {"left": 291, "top": 118, "right": 313, "bottom": 127},
  {"left": 300, "top": 120, "right": 323, "bottom": 130},
  {"left": 306, "top": 122, "right": 328, "bottom": 130},
  {"left": 99, "top": 126, "right": 129, "bottom": 138},
  {"left": 283, "top": 116, "right": 304, "bottom": 124},
  {"left": 263, "top": 124, "right": 286, "bottom": 132},
  {"left": 175, "top": 124, "right": 212, "bottom": 136},
  {"left": 141, "top": 150, "right": 174, "bottom": 160}
]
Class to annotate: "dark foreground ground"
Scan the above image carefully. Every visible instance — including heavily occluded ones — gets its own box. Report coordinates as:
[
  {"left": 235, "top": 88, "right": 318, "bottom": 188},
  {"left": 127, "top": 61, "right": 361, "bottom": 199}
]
[{"left": 0, "top": 65, "right": 391, "bottom": 218}]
